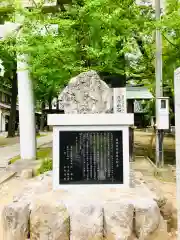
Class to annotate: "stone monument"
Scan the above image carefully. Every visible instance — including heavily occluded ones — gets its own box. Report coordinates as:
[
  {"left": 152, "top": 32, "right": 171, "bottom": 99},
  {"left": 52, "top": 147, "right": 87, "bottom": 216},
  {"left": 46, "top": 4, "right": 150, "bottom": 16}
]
[
  {"left": 48, "top": 70, "right": 134, "bottom": 190},
  {"left": 58, "top": 70, "right": 112, "bottom": 113}
]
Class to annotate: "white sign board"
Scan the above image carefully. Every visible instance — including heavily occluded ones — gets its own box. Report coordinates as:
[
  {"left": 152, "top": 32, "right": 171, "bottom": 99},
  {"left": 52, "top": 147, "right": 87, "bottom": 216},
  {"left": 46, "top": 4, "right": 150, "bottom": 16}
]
[{"left": 156, "top": 97, "right": 169, "bottom": 129}]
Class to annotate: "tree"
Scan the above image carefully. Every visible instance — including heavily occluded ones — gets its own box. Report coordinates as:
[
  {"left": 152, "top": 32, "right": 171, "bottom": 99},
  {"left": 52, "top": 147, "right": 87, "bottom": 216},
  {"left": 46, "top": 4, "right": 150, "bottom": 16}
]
[
  {"left": 12, "top": 0, "right": 155, "bottom": 95},
  {"left": 0, "top": 36, "right": 18, "bottom": 137},
  {"left": 0, "top": 1, "right": 19, "bottom": 137},
  {"left": 158, "top": 0, "right": 180, "bottom": 124},
  {"left": 0, "top": 0, "right": 158, "bottom": 136}
]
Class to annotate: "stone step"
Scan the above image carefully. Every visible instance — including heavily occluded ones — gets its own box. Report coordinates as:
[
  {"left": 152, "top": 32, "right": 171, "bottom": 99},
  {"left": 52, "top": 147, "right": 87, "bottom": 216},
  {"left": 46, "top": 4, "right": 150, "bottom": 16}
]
[
  {"left": 0, "top": 170, "right": 17, "bottom": 185},
  {"left": 6, "top": 159, "right": 41, "bottom": 176}
]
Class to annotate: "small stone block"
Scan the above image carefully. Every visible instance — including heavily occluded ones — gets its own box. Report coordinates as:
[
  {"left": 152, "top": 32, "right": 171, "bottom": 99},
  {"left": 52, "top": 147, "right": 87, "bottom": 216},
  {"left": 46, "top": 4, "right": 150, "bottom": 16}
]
[{"left": 21, "top": 169, "right": 33, "bottom": 179}]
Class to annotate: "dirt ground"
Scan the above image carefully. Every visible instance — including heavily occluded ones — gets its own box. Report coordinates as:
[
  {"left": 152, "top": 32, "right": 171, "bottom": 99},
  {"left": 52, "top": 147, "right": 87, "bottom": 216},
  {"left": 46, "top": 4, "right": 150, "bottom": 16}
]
[
  {"left": 134, "top": 130, "right": 175, "bottom": 165},
  {"left": 134, "top": 130, "right": 177, "bottom": 239},
  {"left": 0, "top": 136, "right": 20, "bottom": 147},
  {"left": 0, "top": 133, "right": 47, "bottom": 148}
]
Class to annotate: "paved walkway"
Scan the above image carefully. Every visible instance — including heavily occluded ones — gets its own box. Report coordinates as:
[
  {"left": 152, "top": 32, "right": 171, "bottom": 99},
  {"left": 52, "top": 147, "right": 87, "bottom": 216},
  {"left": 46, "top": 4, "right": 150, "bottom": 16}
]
[{"left": 0, "top": 132, "right": 52, "bottom": 168}]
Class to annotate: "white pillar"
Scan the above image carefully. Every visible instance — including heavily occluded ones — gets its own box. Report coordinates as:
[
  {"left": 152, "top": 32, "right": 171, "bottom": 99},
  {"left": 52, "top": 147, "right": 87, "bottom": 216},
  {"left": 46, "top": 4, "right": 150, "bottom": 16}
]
[
  {"left": 2, "top": 114, "right": 6, "bottom": 132},
  {"left": 17, "top": 54, "right": 36, "bottom": 160},
  {"left": 174, "top": 68, "right": 180, "bottom": 240},
  {"left": 0, "top": 111, "right": 6, "bottom": 132}
]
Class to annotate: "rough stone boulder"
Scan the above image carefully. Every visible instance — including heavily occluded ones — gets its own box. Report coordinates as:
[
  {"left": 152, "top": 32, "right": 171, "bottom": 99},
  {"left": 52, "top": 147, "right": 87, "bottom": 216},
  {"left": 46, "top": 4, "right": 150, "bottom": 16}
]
[
  {"left": 67, "top": 201, "right": 103, "bottom": 240},
  {"left": 12, "top": 173, "right": 53, "bottom": 203},
  {"left": 30, "top": 191, "right": 70, "bottom": 240},
  {"left": 0, "top": 201, "right": 30, "bottom": 240},
  {"left": 104, "top": 201, "right": 134, "bottom": 240},
  {"left": 58, "top": 70, "right": 112, "bottom": 113},
  {"left": 0, "top": 171, "right": 170, "bottom": 240},
  {"left": 134, "top": 198, "right": 162, "bottom": 239},
  {"left": 145, "top": 216, "right": 168, "bottom": 240}
]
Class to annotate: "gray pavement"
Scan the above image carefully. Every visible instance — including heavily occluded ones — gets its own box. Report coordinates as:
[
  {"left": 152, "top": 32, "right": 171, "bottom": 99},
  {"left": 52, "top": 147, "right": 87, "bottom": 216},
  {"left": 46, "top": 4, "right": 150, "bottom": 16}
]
[{"left": 0, "top": 132, "right": 52, "bottom": 168}]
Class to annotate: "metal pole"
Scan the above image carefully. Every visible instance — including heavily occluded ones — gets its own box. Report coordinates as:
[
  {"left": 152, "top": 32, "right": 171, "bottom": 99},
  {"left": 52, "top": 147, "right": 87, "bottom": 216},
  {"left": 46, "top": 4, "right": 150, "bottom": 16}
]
[
  {"left": 155, "top": 0, "right": 164, "bottom": 167},
  {"left": 174, "top": 68, "right": 180, "bottom": 240}
]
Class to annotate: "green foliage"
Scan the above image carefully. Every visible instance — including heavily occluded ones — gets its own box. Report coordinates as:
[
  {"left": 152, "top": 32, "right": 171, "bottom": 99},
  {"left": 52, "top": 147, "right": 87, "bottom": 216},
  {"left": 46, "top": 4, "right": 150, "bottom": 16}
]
[
  {"left": 0, "top": 0, "right": 16, "bottom": 88},
  {"left": 37, "top": 147, "right": 52, "bottom": 159},
  {"left": 9, "top": 142, "right": 51, "bottom": 164},
  {"left": 10, "top": 0, "right": 155, "bottom": 103},
  {"left": 4, "top": 0, "right": 179, "bottom": 123},
  {"left": 9, "top": 155, "right": 20, "bottom": 164},
  {"left": 36, "top": 158, "right": 52, "bottom": 175},
  {"left": 0, "top": 36, "right": 16, "bottom": 89},
  {"left": 161, "top": 0, "right": 180, "bottom": 83}
]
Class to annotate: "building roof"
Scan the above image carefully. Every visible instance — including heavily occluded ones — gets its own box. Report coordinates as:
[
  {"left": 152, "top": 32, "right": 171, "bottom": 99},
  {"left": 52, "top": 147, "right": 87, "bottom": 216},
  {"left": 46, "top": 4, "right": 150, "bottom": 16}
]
[
  {"left": 126, "top": 86, "right": 153, "bottom": 99},
  {"left": 20, "top": 0, "right": 57, "bottom": 8}
]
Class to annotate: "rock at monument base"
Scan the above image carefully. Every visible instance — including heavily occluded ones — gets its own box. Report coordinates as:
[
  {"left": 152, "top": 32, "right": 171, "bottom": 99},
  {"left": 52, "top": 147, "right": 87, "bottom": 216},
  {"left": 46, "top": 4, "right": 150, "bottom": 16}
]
[
  {"left": 58, "top": 70, "right": 112, "bottom": 114},
  {"left": 145, "top": 216, "right": 169, "bottom": 240},
  {"left": 143, "top": 179, "right": 167, "bottom": 209},
  {"left": 1, "top": 201, "right": 30, "bottom": 240},
  {"left": 134, "top": 198, "right": 161, "bottom": 239},
  {"left": 68, "top": 202, "right": 103, "bottom": 240},
  {"left": 13, "top": 175, "right": 52, "bottom": 203},
  {"left": 30, "top": 191, "right": 70, "bottom": 240},
  {"left": 0, "top": 172, "right": 170, "bottom": 240},
  {"left": 160, "top": 199, "right": 177, "bottom": 231},
  {"left": 104, "top": 201, "right": 134, "bottom": 240}
]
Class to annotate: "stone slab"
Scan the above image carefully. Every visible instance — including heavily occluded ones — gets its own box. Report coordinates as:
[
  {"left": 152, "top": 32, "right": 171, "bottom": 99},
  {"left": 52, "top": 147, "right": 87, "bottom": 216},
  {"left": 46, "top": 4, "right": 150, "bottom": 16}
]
[{"left": 0, "top": 171, "right": 16, "bottom": 185}]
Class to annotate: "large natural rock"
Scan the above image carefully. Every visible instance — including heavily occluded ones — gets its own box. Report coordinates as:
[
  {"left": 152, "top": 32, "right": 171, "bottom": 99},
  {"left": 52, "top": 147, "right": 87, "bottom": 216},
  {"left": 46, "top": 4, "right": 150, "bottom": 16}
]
[
  {"left": 160, "top": 199, "right": 177, "bottom": 231},
  {"left": 140, "top": 177, "right": 177, "bottom": 231},
  {"left": 58, "top": 70, "right": 112, "bottom": 113},
  {"left": 68, "top": 201, "right": 103, "bottom": 240},
  {"left": 145, "top": 216, "right": 169, "bottom": 240},
  {"left": 143, "top": 178, "right": 167, "bottom": 208},
  {"left": 12, "top": 174, "right": 52, "bottom": 203},
  {"left": 30, "top": 191, "right": 70, "bottom": 240},
  {"left": 0, "top": 201, "right": 30, "bottom": 240},
  {"left": 134, "top": 198, "right": 161, "bottom": 239},
  {"left": 0, "top": 172, "right": 169, "bottom": 240},
  {"left": 104, "top": 201, "right": 134, "bottom": 240}
]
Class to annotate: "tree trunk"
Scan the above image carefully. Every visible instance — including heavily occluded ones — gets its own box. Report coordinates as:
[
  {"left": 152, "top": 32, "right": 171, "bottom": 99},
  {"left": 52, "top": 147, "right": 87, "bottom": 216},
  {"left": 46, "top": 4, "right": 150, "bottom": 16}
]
[
  {"left": 7, "top": 70, "right": 18, "bottom": 138},
  {"left": 40, "top": 101, "right": 45, "bottom": 131},
  {"left": 56, "top": 98, "right": 59, "bottom": 110},
  {"left": 48, "top": 97, "right": 52, "bottom": 111}
]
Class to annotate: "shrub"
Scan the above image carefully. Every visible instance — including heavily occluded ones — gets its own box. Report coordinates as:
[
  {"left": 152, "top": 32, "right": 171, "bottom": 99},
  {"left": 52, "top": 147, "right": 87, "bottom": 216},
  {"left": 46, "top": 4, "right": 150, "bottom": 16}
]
[{"left": 36, "top": 158, "right": 52, "bottom": 175}]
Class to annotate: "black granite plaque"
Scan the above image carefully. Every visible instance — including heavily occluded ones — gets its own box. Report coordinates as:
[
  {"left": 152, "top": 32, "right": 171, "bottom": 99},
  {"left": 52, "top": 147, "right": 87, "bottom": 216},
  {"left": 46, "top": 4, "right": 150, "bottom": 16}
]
[{"left": 59, "top": 131, "right": 123, "bottom": 184}]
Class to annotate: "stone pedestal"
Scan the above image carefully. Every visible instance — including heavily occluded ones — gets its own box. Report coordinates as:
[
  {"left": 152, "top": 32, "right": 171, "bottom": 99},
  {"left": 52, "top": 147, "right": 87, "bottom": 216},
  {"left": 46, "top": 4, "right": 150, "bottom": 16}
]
[{"left": 48, "top": 113, "right": 134, "bottom": 190}]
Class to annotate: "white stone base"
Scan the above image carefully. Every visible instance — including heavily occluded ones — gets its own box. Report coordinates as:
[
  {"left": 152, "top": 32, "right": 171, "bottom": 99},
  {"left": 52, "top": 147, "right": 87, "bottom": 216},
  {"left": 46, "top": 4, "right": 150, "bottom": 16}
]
[{"left": 48, "top": 114, "right": 134, "bottom": 190}]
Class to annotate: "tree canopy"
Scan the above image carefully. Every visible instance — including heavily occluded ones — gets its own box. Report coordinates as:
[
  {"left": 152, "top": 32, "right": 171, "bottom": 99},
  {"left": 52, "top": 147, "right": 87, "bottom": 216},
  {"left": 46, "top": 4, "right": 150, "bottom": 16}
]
[
  {"left": 1, "top": 0, "right": 179, "bottom": 122},
  {"left": 161, "top": 0, "right": 180, "bottom": 86},
  {"left": 8, "top": 0, "right": 155, "bottom": 102}
]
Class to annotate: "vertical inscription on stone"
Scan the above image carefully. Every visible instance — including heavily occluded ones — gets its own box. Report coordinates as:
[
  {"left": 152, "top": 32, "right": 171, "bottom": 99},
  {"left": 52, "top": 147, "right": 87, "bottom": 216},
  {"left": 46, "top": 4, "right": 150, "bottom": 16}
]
[
  {"left": 113, "top": 88, "right": 127, "bottom": 113},
  {"left": 107, "top": 132, "right": 111, "bottom": 178},
  {"left": 59, "top": 131, "right": 123, "bottom": 184},
  {"left": 110, "top": 132, "right": 114, "bottom": 181}
]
